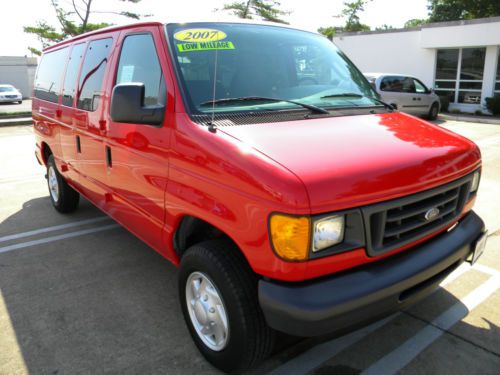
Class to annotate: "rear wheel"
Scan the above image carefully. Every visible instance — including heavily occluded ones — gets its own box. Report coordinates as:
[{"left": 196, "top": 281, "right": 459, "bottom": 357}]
[
  {"left": 179, "top": 239, "right": 275, "bottom": 373},
  {"left": 47, "top": 155, "right": 80, "bottom": 213},
  {"left": 428, "top": 102, "right": 439, "bottom": 120}
]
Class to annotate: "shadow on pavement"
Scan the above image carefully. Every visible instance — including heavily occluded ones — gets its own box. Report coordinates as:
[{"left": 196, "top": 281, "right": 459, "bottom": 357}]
[{"left": 0, "top": 197, "right": 498, "bottom": 374}]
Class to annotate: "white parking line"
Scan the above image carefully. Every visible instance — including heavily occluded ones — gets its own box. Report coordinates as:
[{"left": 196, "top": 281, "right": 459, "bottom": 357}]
[
  {"left": 266, "top": 262, "right": 471, "bottom": 375},
  {"left": 361, "top": 274, "right": 500, "bottom": 375},
  {"left": 0, "top": 224, "right": 120, "bottom": 254},
  {"left": 0, "top": 217, "right": 110, "bottom": 243}
]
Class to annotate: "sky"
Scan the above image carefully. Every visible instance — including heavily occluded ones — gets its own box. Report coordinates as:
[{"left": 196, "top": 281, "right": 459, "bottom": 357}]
[{"left": 0, "top": 0, "right": 429, "bottom": 56}]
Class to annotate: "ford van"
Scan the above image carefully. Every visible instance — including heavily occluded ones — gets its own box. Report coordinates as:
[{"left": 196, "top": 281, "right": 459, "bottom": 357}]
[{"left": 32, "top": 21, "right": 487, "bottom": 373}]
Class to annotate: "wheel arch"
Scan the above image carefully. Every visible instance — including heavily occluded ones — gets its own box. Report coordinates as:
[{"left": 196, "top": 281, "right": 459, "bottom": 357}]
[
  {"left": 173, "top": 215, "right": 246, "bottom": 262},
  {"left": 41, "top": 142, "right": 53, "bottom": 166}
]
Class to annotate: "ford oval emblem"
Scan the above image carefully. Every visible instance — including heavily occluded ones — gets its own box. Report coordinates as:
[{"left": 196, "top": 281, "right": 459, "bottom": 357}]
[{"left": 424, "top": 207, "right": 440, "bottom": 221}]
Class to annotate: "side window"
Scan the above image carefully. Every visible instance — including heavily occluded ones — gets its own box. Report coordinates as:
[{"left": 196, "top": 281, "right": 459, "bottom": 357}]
[
  {"left": 380, "top": 76, "right": 403, "bottom": 92},
  {"left": 413, "top": 79, "right": 428, "bottom": 94},
  {"left": 116, "top": 33, "right": 164, "bottom": 106},
  {"left": 380, "top": 76, "right": 415, "bottom": 93},
  {"left": 77, "top": 38, "right": 112, "bottom": 111},
  {"left": 34, "top": 47, "right": 69, "bottom": 103},
  {"left": 62, "top": 43, "right": 85, "bottom": 107}
]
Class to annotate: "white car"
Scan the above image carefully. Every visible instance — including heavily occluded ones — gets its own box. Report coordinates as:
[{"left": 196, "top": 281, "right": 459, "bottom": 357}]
[
  {"left": 0, "top": 84, "right": 23, "bottom": 104},
  {"left": 364, "top": 73, "right": 441, "bottom": 120}
]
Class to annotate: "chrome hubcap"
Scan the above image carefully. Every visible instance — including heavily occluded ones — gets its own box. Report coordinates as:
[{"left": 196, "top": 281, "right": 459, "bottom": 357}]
[
  {"left": 185, "top": 272, "right": 229, "bottom": 351},
  {"left": 48, "top": 166, "right": 59, "bottom": 203}
]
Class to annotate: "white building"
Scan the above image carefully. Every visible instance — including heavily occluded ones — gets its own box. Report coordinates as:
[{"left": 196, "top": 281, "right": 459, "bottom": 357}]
[
  {"left": 333, "top": 17, "right": 500, "bottom": 113},
  {"left": 0, "top": 56, "right": 38, "bottom": 98}
]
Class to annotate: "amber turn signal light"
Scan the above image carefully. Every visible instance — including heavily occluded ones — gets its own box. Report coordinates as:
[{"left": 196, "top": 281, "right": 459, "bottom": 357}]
[{"left": 269, "top": 214, "right": 311, "bottom": 261}]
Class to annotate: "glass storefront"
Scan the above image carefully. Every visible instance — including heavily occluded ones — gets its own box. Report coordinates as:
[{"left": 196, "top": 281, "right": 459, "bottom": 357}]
[
  {"left": 435, "top": 48, "right": 486, "bottom": 104},
  {"left": 496, "top": 50, "right": 500, "bottom": 95}
]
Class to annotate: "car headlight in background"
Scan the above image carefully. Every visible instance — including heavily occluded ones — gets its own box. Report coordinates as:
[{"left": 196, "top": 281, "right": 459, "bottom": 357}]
[
  {"left": 312, "top": 215, "right": 345, "bottom": 252},
  {"left": 470, "top": 171, "right": 480, "bottom": 193}
]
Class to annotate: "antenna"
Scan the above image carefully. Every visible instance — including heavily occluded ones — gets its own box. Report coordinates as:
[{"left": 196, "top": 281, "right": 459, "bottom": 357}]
[{"left": 207, "top": 31, "right": 220, "bottom": 133}]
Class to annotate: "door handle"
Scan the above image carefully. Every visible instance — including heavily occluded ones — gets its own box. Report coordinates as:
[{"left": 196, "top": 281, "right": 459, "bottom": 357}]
[
  {"left": 105, "top": 146, "right": 112, "bottom": 168},
  {"left": 413, "top": 97, "right": 417, "bottom": 101}
]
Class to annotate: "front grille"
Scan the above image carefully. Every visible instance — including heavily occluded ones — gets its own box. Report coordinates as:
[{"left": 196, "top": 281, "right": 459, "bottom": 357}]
[{"left": 362, "top": 172, "right": 476, "bottom": 256}]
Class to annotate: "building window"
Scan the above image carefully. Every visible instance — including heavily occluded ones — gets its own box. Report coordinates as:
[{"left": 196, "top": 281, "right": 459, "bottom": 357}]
[
  {"left": 434, "top": 48, "right": 486, "bottom": 104},
  {"left": 496, "top": 49, "right": 500, "bottom": 96}
]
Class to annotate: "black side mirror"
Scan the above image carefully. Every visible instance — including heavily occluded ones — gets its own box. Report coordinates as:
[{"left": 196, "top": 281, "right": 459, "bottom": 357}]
[{"left": 110, "top": 83, "right": 165, "bottom": 126}]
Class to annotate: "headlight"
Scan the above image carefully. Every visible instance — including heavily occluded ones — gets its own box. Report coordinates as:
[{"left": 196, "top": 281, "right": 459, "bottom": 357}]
[
  {"left": 470, "top": 171, "right": 480, "bottom": 193},
  {"left": 312, "top": 215, "right": 345, "bottom": 252},
  {"left": 269, "top": 214, "right": 310, "bottom": 261}
]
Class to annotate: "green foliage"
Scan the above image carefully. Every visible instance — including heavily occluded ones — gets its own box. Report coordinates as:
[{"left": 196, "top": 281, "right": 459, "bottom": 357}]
[
  {"left": 223, "top": 1, "right": 289, "bottom": 24},
  {"left": 428, "top": 0, "right": 500, "bottom": 22},
  {"left": 336, "top": 0, "right": 372, "bottom": 32},
  {"left": 375, "top": 24, "right": 395, "bottom": 31},
  {"left": 485, "top": 96, "right": 500, "bottom": 116},
  {"left": 24, "top": 0, "right": 147, "bottom": 55},
  {"left": 317, "top": 26, "right": 337, "bottom": 39},
  {"left": 404, "top": 18, "right": 428, "bottom": 28}
]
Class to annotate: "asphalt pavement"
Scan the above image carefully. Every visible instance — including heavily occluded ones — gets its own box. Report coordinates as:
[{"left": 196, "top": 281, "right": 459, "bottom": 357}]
[{"left": 0, "top": 120, "right": 499, "bottom": 374}]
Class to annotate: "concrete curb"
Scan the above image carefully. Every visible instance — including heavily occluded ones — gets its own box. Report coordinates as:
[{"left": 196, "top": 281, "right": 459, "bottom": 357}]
[
  {"left": 440, "top": 114, "right": 500, "bottom": 125},
  {"left": 0, "top": 117, "right": 33, "bottom": 126}
]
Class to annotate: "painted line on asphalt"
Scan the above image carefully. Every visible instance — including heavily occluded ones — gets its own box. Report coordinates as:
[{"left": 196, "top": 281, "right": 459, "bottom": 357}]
[
  {"left": 361, "top": 274, "right": 500, "bottom": 375},
  {"left": 0, "top": 224, "right": 120, "bottom": 254},
  {"left": 267, "top": 262, "right": 471, "bottom": 375},
  {"left": 0, "top": 217, "right": 110, "bottom": 243},
  {"left": 473, "top": 263, "right": 500, "bottom": 277}
]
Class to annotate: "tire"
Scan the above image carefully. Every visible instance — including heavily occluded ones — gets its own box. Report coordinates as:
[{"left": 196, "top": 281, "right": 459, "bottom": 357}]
[
  {"left": 18, "top": 100, "right": 23, "bottom": 104},
  {"left": 179, "top": 239, "right": 275, "bottom": 373},
  {"left": 428, "top": 102, "right": 439, "bottom": 120},
  {"left": 47, "top": 155, "right": 80, "bottom": 213}
]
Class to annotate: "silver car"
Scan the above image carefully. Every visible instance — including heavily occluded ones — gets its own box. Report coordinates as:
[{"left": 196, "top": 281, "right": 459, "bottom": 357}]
[
  {"left": 364, "top": 73, "right": 440, "bottom": 120},
  {"left": 0, "top": 84, "right": 23, "bottom": 104}
]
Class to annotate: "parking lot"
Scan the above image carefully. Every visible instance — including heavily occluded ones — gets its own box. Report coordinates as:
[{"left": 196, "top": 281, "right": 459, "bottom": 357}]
[{"left": 0, "top": 120, "right": 499, "bottom": 374}]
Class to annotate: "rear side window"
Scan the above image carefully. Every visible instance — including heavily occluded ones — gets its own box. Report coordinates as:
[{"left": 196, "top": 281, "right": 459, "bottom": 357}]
[
  {"left": 77, "top": 38, "right": 112, "bottom": 111},
  {"left": 34, "top": 47, "right": 69, "bottom": 103},
  {"left": 380, "top": 76, "right": 415, "bottom": 93},
  {"left": 116, "top": 33, "right": 164, "bottom": 106},
  {"left": 62, "top": 43, "right": 85, "bottom": 107}
]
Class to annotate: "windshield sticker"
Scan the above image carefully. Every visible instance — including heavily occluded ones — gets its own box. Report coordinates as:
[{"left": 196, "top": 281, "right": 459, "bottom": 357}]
[
  {"left": 177, "top": 41, "right": 235, "bottom": 53},
  {"left": 119, "top": 65, "right": 135, "bottom": 82},
  {"left": 174, "top": 29, "right": 227, "bottom": 43}
]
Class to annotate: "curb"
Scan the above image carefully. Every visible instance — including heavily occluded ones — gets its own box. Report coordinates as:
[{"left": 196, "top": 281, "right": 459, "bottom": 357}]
[
  {"left": 0, "top": 117, "right": 33, "bottom": 126},
  {"left": 440, "top": 114, "right": 500, "bottom": 125}
]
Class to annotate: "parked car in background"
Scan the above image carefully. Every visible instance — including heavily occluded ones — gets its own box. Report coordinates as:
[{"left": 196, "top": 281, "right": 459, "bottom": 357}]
[
  {"left": 364, "top": 73, "right": 440, "bottom": 120},
  {"left": 0, "top": 84, "right": 22, "bottom": 104}
]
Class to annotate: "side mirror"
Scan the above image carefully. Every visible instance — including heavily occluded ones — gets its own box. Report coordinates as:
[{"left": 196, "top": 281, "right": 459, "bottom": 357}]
[{"left": 110, "top": 83, "right": 165, "bottom": 126}]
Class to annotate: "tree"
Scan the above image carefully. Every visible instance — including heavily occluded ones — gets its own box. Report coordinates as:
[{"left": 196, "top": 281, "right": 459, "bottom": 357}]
[
  {"left": 317, "top": 26, "right": 337, "bottom": 39},
  {"left": 428, "top": 0, "right": 500, "bottom": 22},
  {"left": 404, "top": 18, "right": 428, "bottom": 28},
  {"left": 24, "top": 0, "right": 148, "bottom": 55},
  {"left": 375, "top": 24, "right": 395, "bottom": 31},
  {"left": 336, "top": 0, "right": 372, "bottom": 32},
  {"left": 223, "top": 1, "right": 290, "bottom": 24}
]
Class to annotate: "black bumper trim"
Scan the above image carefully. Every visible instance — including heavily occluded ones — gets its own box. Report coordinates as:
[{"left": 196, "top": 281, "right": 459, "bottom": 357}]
[{"left": 258, "top": 211, "right": 485, "bottom": 337}]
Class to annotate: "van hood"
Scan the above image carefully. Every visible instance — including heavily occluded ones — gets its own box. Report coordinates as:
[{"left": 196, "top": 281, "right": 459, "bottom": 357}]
[{"left": 219, "top": 112, "right": 481, "bottom": 212}]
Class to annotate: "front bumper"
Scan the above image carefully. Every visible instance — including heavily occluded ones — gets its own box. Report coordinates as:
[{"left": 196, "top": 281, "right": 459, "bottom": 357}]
[
  {"left": 0, "top": 96, "right": 21, "bottom": 102},
  {"left": 258, "top": 211, "right": 485, "bottom": 337}
]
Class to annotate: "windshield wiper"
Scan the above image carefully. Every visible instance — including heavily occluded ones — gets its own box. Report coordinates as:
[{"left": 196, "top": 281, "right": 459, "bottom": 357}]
[
  {"left": 320, "top": 93, "right": 394, "bottom": 111},
  {"left": 199, "top": 96, "right": 329, "bottom": 115}
]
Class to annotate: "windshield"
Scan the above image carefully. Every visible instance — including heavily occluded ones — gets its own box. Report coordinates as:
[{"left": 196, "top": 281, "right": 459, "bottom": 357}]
[
  {"left": 166, "top": 23, "right": 380, "bottom": 114},
  {"left": 0, "top": 86, "right": 16, "bottom": 92}
]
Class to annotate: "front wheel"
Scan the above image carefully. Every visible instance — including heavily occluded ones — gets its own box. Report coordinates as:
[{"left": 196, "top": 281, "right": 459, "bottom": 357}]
[
  {"left": 47, "top": 155, "right": 80, "bottom": 213},
  {"left": 179, "top": 239, "right": 275, "bottom": 373}
]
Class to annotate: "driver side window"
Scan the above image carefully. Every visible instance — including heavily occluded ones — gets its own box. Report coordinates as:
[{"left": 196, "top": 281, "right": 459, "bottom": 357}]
[{"left": 116, "top": 33, "right": 165, "bottom": 106}]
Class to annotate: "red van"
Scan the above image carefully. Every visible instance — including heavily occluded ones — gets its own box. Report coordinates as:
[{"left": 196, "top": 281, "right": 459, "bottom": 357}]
[{"left": 32, "top": 21, "right": 487, "bottom": 372}]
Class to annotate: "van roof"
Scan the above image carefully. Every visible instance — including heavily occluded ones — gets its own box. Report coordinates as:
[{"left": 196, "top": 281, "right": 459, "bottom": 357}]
[{"left": 43, "top": 19, "right": 318, "bottom": 53}]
